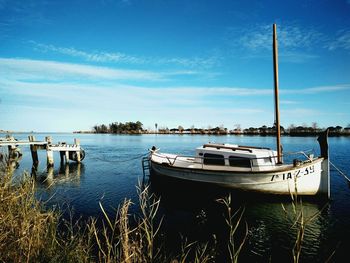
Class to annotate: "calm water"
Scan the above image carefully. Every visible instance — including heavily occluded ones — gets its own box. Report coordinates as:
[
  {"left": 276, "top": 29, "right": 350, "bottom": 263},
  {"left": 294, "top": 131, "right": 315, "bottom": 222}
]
[{"left": 5, "top": 133, "right": 350, "bottom": 262}]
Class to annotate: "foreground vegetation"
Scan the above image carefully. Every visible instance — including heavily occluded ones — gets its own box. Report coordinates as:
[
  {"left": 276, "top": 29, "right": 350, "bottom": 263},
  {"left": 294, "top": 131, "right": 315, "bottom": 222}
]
[
  {"left": 0, "top": 160, "right": 248, "bottom": 262},
  {"left": 0, "top": 158, "right": 334, "bottom": 262}
]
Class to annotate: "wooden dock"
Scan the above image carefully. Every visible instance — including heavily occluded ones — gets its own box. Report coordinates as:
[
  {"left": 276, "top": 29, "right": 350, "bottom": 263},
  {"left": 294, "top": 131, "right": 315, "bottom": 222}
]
[{"left": 0, "top": 135, "right": 85, "bottom": 167}]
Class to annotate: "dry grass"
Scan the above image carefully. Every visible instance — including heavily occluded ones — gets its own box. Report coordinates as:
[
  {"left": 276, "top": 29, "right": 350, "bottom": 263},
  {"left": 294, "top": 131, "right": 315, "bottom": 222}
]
[
  {"left": 0, "top": 160, "right": 247, "bottom": 263},
  {"left": 217, "top": 194, "right": 248, "bottom": 263},
  {"left": 281, "top": 192, "right": 330, "bottom": 263},
  {"left": 0, "top": 161, "right": 91, "bottom": 263},
  {"left": 88, "top": 184, "right": 164, "bottom": 263},
  {"left": 0, "top": 163, "right": 57, "bottom": 262}
]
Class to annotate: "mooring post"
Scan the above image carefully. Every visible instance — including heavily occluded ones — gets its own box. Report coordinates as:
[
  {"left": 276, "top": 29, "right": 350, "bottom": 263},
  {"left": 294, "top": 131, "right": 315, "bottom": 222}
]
[
  {"left": 45, "top": 136, "right": 52, "bottom": 145},
  {"left": 65, "top": 151, "right": 69, "bottom": 163},
  {"left": 8, "top": 145, "right": 14, "bottom": 158},
  {"left": 28, "top": 135, "right": 39, "bottom": 167},
  {"left": 74, "top": 138, "right": 81, "bottom": 162},
  {"left": 74, "top": 138, "right": 80, "bottom": 145},
  {"left": 45, "top": 136, "right": 54, "bottom": 166},
  {"left": 47, "top": 150, "right": 54, "bottom": 166},
  {"left": 60, "top": 151, "right": 65, "bottom": 164}
]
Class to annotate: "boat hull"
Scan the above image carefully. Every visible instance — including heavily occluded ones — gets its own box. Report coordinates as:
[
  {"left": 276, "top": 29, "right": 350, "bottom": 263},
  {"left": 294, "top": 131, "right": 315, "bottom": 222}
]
[{"left": 150, "top": 158, "right": 327, "bottom": 196}]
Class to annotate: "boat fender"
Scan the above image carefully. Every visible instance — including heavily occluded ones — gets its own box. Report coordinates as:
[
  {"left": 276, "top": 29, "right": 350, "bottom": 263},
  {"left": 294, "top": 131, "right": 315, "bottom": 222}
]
[
  {"left": 293, "top": 159, "right": 301, "bottom": 167},
  {"left": 68, "top": 149, "right": 86, "bottom": 162},
  {"left": 10, "top": 148, "right": 22, "bottom": 159}
]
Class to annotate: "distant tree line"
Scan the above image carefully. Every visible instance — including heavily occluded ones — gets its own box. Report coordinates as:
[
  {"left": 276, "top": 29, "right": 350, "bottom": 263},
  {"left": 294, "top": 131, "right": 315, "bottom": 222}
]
[
  {"left": 156, "top": 123, "right": 350, "bottom": 136},
  {"left": 88, "top": 122, "right": 350, "bottom": 136},
  {"left": 240, "top": 124, "right": 350, "bottom": 136},
  {"left": 93, "top": 121, "right": 143, "bottom": 134}
]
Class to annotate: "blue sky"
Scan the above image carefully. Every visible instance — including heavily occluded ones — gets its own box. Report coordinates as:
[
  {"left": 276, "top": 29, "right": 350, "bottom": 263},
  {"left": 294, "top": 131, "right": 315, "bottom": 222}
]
[{"left": 1, "top": 0, "right": 350, "bottom": 132}]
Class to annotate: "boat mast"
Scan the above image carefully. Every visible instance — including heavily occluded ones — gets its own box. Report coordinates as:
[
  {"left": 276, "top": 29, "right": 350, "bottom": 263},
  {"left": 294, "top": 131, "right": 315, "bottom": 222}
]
[{"left": 273, "top": 24, "right": 282, "bottom": 164}]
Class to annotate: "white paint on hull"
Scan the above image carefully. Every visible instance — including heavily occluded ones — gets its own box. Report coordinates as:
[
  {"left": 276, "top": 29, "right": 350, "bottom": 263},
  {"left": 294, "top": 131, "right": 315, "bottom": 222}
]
[{"left": 150, "top": 158, "right": 326, "bottom": 196}]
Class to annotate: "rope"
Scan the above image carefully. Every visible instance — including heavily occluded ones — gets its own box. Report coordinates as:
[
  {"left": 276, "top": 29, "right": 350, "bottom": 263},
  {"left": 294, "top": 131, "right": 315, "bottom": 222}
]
[
  {"left": 330, "top": 160, "right": 350, "bottom": 183},
  {"left": 91, "top": 152, "right": 149, "bottom": 164},
  {"left": 283, "top": 149, "right": 313, "bottom": 155}
]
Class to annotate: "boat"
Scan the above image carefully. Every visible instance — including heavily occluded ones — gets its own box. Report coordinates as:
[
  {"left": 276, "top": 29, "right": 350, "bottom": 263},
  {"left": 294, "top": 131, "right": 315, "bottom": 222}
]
[{"left": 148, "top": 24, "right": 330, "bottom": 198}]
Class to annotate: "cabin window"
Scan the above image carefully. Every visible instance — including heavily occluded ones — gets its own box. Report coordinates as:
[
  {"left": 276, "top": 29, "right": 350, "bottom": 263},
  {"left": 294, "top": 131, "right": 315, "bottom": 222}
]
[
  {"left": 203, "top": 153, "right": 225, "bottom": 166},
  {"left": 262, "top": 157, "right": 272, "bottom": 163},
  {"left": 229, "top": 156, "right": 251, "bottom": 168}
]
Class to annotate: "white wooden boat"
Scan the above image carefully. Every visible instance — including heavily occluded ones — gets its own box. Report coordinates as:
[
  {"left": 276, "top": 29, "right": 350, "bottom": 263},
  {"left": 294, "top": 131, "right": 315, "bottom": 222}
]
[
  {"left": 148, "top": 24, "right": 330, "bottom": 198},
  {"left": 150, "top": 135, "right": 329, "bottom": 197}
]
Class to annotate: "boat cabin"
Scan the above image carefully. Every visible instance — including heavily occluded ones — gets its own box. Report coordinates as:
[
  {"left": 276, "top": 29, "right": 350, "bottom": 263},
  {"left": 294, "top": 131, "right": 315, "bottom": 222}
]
[{"left": 195, "top": 143, "right": 279, "bottom": 171}]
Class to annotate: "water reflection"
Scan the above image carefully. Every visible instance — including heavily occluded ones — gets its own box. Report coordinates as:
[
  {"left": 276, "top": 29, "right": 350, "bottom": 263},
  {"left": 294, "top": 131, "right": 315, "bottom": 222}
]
[
  {"left": 32, "top": 162, "right": 84, "bottom": 187},
  {"left": 148, "top": 175, "right": 331, "bottom": 262}
]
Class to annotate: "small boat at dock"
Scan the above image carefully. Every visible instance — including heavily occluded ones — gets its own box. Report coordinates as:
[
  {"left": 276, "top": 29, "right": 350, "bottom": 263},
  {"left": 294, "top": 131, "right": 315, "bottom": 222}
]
[{"left": 148, "top": 24, "right": 330, "bottom": 198}]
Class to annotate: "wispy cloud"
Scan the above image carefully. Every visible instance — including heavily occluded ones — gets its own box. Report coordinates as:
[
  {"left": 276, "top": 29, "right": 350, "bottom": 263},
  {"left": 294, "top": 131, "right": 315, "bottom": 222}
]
[
  {"left": 326, "top": 30, "right": 350, "bottom": 51},
  {"left": 1, "top": 78, "right": 271, "bottom": 131},
  {"left": 281, "top": 108, "right": 321, "bottom": 116},
  {"left": 227, "top": 23, "right": 325, "bottom": 63},
  {"left": 236, "top": 23, "right": 324, "bottom": 51},
  {"left": 299, "top": 84, "right": 350, "bottom": 94},
  {"left": 2, "top": 57, "right": 349, "bottom": 96},
  {"left": 31, "top": 42, "right": 146, "bottom": 64},
  {"left": 280, "top": 100, "right": 299, "bottom": 105},
  {"left": 0, "top": 57, "right": 171, "bottom": 81},
  {"left": 1, "top": 56, "right": 349, "bottom": 131},
  {"left": 29, "top": 41, "right": 220, "bottom": 69},
  {"left": 279, "top": 84, "right": 350, "bottom": 95}
]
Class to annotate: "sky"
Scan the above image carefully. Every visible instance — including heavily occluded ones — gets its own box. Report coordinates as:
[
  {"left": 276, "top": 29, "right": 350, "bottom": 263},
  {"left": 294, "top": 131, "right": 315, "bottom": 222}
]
[{"left": 0, "top": 0, "right": 350, "bottom": 132}]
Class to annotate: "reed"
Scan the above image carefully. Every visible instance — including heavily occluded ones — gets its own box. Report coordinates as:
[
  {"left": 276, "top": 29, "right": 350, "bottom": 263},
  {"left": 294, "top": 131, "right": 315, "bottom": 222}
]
[
  {"left": 0, "top": 160, "right": 248, "bottom": 262},
  {"left": 281, "top": 191, "right": 329, "bottom": 263},
  {"left": 88, "top": 183, "right": 164, "bottom": 262},
  {"left": 217, "top": 194, "right": 248, "bottom": 263},
  {"left": 176, "top": 238, "right": 214, "bottom": 263},
  {"left": 0, "top": 160, "right": 91, "bottom": 262}
]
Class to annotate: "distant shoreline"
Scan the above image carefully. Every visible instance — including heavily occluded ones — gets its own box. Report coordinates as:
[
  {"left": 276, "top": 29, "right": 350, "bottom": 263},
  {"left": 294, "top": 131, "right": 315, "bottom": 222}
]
[
  {"left": 90, "top": 122, "right": 350, "bottom": 137},
  {"left": 2, "top": 129, "right": 350, "bottom": 137},
  {"left": 73, "top": 131, "right": 350, "bottom": 137}
]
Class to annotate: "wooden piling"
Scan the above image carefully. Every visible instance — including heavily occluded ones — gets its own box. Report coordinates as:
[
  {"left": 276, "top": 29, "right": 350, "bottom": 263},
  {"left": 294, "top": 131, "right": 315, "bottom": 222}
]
[
  {"left": 65, "top": 151, "right": 69, "bottom": 163},
  {"left": 45, "top": 136, "right": 52, "bottom": 145},
  {"left": 45, "top": 136, "right": 54, "bottom": 166},
  {"left": 28, "top": 135, "right": 39, "bottom": 166},
  {"left": 47, "top": 150, "right": 54, "bottom": 166},
  {"left": 60, "top": 151, "right": 65, "bottom": 164},
  {"left": 74, "top": 138, "right": 80, "bottom": 146},
  {"left": 74, "top": 139, "right": 81, "bottom": 162},
  {"left": 8, "top": 145, "right": 14, "bottom": 158}
]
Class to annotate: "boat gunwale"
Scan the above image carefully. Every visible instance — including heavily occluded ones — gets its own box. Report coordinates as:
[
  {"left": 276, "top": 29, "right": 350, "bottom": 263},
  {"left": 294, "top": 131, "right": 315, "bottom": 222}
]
[{"left": 150, "top": 153, "right": 324, "bottom": 174}]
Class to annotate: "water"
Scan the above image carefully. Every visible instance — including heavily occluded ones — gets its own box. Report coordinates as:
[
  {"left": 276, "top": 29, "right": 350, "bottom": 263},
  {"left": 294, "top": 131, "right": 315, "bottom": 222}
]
[{"left": 4, "top": 133, "right": 350, "bottom": 262}]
